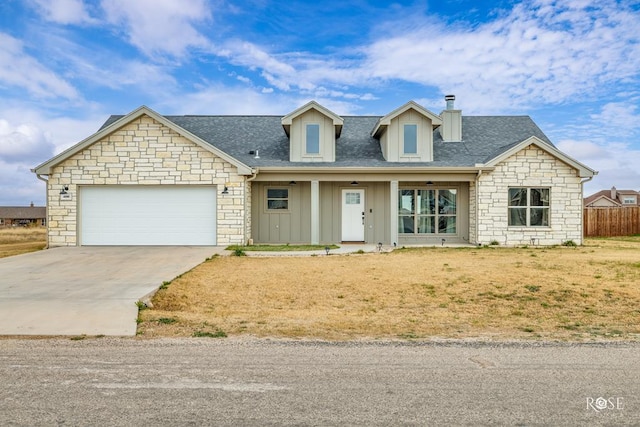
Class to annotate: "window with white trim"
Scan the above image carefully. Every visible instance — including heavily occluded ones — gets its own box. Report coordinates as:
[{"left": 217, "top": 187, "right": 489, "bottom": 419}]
[
  {"left": 403, "top": 124, "right": 417, "bottom": 154},
  {"left": 398, "top": 188, "right": 457, "bottom": 234},
  {"left": 508, "top": 188, "right": 549, "bottom": 226},
  {"left": 266, "top": 188, "right": 289, "bottom": 211},
  {"left": 306, "top": 124, "right": 320, "bottom": 154},
  {"left": 622, "top": 196, "right": 636, "bottom": 205}
]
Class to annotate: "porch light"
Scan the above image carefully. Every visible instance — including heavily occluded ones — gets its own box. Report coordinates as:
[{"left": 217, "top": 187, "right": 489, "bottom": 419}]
[
  {"left": 59, "top": 185, "right": 69, "bottom": 195},
  {"left": 426, "top": 181, "right": 433, "bottom": 185},
  {"left": 289, "top": 181, "right": 297, "bottom": 185},
  {"left": 350, "top": 181, "right": 359, "bottom": 186},
  {"left": 221, "top": 186, "right": 229, "bottom": 194}
]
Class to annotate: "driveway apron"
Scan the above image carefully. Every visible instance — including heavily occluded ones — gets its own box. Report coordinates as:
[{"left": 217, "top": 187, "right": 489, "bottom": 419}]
[{"left": 0, "top": 246, "right": 219, "bottom": 336}]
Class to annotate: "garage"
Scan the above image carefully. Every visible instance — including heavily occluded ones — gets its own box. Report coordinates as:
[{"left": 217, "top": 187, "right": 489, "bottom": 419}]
[{"left": 80, "top": 186, "right": 217, "bottom": 246}]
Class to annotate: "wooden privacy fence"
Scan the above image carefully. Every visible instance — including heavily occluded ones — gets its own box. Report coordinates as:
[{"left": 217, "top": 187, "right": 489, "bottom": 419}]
[{"left": 584, "top": 207, "right": 640, "bottom": 237}]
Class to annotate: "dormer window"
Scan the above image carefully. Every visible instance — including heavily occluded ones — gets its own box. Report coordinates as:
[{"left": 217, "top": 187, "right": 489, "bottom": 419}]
[
  {"left": 403, "top": 124, "right": 418, "bottom": 154},
  {"left": 282, "top": 101, "right": 343, "bottom": 163},
  {"left": 306, "top": 124, "right": 320, "bottom": 154}
]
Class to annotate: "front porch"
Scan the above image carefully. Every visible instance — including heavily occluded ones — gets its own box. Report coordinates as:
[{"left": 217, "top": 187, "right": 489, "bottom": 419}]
[{"left": 250, "top": 177, "right": 472, "bottom": 246}]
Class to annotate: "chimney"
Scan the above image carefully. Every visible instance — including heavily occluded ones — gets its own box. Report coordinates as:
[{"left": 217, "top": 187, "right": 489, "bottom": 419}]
[
  {"left": 441, "top": 94, "right": 462, "bottom": 142},
  {"left": 30, "top": 201, "right": 34, "bottom": 207},
  {"left": 611, "top": 186, "right": 617, "bottom": 200}
]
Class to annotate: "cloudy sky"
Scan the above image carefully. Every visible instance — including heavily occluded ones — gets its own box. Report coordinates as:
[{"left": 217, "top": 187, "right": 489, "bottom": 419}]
[{"left": 1, "top": 0, "right": 639, "bottom": 206}]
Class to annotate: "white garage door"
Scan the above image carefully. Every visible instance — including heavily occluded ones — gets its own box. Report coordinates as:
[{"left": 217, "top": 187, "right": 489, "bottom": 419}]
[{"left": 80, "top": 186, "right": 217, "bottom": 245}]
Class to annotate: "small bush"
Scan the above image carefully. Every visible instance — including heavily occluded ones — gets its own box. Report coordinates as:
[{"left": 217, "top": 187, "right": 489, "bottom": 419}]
[
  {"left": 232, "top": 248, "right": 246, "bottom": 257},
  {"left": 562, "top": 240, "right": 577, "bottom": 247},
  {"left": 489, "top": 240, "right": 500, "bottom": 246}
]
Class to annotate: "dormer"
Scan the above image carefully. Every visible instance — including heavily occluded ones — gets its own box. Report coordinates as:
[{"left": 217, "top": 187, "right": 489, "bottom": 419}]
[
  {"left": 282, "top": 101, "right": 343, "bottom": 162},
  {"left": 372, "top": 101, "right": 442, "bottom": 162}
]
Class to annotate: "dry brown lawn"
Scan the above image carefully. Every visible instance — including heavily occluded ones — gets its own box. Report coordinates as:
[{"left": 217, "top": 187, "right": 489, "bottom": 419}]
[
  {"left": 138, "top": 237, "right": 640, "bottom": 341},
  {"left": 0, "top": 227, "right": 46, "bottom": 258}
]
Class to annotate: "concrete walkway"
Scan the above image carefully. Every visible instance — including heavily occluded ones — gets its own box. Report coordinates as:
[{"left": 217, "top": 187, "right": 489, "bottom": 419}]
[{"left": 0, "top": 246, "right": 223, "bottom": 336}]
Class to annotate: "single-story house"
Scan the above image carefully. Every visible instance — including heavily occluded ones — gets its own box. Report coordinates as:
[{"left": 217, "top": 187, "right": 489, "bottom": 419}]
[
  {"left": 0, "top": 203, "right": 46, "bottom": 227},
  {"left": 584, "top": 187, "right": 640, "bottom": 207},
  {"left": 32, "top": 95, "right": 596, "bottom": 247}
]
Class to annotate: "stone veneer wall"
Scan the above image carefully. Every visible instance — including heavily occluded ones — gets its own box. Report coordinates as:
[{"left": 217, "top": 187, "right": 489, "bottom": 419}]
[
  {"left": 476, "top": 145, "right": 584, "bottom": 246},
  {"left": 47, "top": 115, "right": 247, "bottom": 246}
]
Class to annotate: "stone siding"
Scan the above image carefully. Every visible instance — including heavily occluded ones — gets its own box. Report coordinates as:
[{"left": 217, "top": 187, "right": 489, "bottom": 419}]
[
  {"left": 47, "top": 115, "right": 247, "bottom": 246},
  {"left": 476, "top": 145, "right": 584, "bottom": 246}
]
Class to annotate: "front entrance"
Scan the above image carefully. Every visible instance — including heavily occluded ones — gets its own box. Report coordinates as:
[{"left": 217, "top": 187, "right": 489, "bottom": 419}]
[{"left": 341, "top": 189, "right": 365, "bottom": 241}]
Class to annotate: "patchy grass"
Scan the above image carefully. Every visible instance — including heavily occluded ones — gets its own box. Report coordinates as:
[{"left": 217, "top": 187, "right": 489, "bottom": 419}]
[
  {"left": 137, "top": 237, "right": 640, "bottom": 341},
  {"left": 227, "top": 244, "right": 340, "bottom": 252},
  {"left": 0, "top": 227, "right": 46, "bottom": 258}
]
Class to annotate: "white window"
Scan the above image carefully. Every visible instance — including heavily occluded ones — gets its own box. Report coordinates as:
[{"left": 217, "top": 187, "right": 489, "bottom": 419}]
[
  {"left": 403, "top": 124, "right": 417, "bottom": 154},
  {"left": 398, "top": 188, "right": 457, "bottom": 234},
  {"left": 306, "top": 124, "right": 320, "bottom": 154},
  {"left": 266, "top": 188, "right": 289, "bottom": 211},
  {"left": 508, "top": 188, "right": 550, "bottom": 227},
  {"left": 623, "top": 196, "right": 636, "bottom": 205}
]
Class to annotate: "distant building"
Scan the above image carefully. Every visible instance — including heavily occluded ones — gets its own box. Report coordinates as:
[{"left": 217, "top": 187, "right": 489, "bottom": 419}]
[
  {"left": 0, "top": 203, "right": 46, "bottom": 227},
  {"left": 584, "top": 187, "right": 640, "bottom": 207}
]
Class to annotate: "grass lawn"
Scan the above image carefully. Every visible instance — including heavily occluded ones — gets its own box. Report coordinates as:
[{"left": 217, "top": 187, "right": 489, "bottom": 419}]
[
  {"left": 0, "top": 227, "right": 46, "bottom": 258},
  {"left": 138, "top": 236, "right": 640, "bottom": 341}
]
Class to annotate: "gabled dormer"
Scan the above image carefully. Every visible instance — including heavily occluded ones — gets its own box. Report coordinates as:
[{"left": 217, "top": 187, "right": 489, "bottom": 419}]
[
  {"left": 282, "top": 101, "right": 344, "bottom": 162},
  {"left": 372, "top": 101, "right": 442, "bottom": 162}
]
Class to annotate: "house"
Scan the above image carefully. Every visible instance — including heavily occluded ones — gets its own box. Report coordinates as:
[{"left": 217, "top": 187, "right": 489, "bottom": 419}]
[
  {"left": 0, "top": 203, "right": 46, "bottom": 227},
  {"left": 584, "top": 187, "right": 640, "bottom": 207},
  {"left": 32, "top": 96, "right": 596, "bottom": 247}
]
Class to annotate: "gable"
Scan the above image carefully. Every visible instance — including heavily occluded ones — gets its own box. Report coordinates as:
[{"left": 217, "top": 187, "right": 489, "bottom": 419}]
[
  {"left": 482, "top": 136, "right": 596, "bottom": 178},
  {"left": 33, "top": 106, "right": 252, "bottom": 175}
]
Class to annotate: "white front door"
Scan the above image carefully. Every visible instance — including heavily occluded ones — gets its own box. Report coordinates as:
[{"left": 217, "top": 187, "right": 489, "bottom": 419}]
[{"left": 341, "top": 189, "right": 365, "bottom": 241}]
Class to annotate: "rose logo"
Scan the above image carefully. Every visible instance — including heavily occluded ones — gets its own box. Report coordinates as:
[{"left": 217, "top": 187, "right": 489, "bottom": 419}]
[{"left": 595, "top": 397, "right": 608, "bottom": 410}]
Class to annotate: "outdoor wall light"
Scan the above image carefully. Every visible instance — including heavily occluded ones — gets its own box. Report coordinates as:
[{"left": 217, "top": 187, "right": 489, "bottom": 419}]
[
  {"left": 289, "top": 181, "right": 297, "bottom": 185},
  {"left": 59, "top": 185, "right": 69, "bottom": 195},
  {"left": 350, "top": 181, "right": 359, "bottom": 186},
  {"left": 221, "top": 186, "right": 229, "bottom": 194}
]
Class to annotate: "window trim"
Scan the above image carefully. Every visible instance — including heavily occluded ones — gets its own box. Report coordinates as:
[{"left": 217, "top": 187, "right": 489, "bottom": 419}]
[
  {"left": 398, "top": 187, "right": 458, "bottom": 235},
  {"left": 402, "top": 123, "right": 418, "bottom": 155},
  {"left": 508, "top": 187, "right": 550, "bottom": 227},
  {"left": 622, "top": 196, "right": 636, "bottom": 205},
  {"left": 265, "top": 187, "right": 290, "bottom": 213},
  {"left": 305, "top": 123, "right": 321, "bottom": 155}
]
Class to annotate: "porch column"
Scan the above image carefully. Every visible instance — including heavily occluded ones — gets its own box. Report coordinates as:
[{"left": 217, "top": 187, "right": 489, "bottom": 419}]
[
  {"left": 390, "top": 180, "right": 398, "bottom": 246},
  {"left": 311, "top": 180, "right": 320, "bottom": 244}
]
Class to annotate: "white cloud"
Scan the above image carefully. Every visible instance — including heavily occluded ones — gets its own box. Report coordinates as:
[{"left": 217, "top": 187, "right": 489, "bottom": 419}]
[
  {"left": 101, "top": 0, "right": 212, "bottom": 57},
  {"left": 363, "top": 0, "right": 640, "bottom": 113},
  {"left": 0, "top": 33, "right": 78, "bottom": 99},
  {"left": 0, "top": 120, "right": 56, "bottom": 163},
  {"left": 31, "top": 0, "right": 95, "bottom": 24},
  {"left": 0, "top": 160, "right": 46, "bottom": 206}
]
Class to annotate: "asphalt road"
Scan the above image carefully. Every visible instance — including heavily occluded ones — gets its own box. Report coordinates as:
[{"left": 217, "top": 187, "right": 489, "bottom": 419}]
[{"left": 1, "top": 338, "right": 638, "bottom": 426}]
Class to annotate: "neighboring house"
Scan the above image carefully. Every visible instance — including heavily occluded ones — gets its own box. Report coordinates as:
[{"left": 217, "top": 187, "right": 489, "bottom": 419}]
[
  {"left": 584, "top": 187, "right": 640, "bottom": 207},
  {"left": 0, "top": 203, "right": 46, "bottom": 227},
  {"left": 32, "top": 96, "right": 596, "bottom": 247}
]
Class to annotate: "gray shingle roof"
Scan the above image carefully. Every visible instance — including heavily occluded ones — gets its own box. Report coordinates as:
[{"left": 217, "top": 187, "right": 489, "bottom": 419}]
[
  {"left": 100, "top": 114, "right": 553, "bottom": 168},
  {"left": 0, "top": 206, "right": 46, "bottom": 219}
]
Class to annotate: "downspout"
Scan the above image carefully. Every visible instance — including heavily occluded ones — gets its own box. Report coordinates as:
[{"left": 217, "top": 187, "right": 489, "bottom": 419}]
[
  {"left": 35, "top": 173, "right": 49, "bottom": 249},
  {"left": 245, "top": 169, "right": 259, "bottom": 245},
  {"left": 475, "top": 169, "right": 482, "bottom": 246},
  {"left": 580, "top": 175, "right": 595, "bottom": 244}
]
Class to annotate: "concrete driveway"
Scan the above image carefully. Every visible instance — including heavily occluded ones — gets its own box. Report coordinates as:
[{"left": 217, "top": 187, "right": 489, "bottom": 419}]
[{"left": 0, "top": 246, "right": 222, "bottom": 336}]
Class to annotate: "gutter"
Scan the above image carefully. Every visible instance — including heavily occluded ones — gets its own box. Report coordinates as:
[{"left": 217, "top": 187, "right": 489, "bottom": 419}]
[
  {"left": 475, "top": 169, "right": 483, "bottom": 246},
  {"left": 34, "top": 172, "right": 49, "bottom": 249},
  {"left": 580, "top": 174, "right": 596, "bottom": 244},
  {"left": 244, "top": 169, "right": 259, "bottom": 245}
]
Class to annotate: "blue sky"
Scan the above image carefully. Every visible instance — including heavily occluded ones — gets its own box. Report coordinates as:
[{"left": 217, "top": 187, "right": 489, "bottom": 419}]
[{"left": 1, "top": 0, "right": 639, "bottom": 205}]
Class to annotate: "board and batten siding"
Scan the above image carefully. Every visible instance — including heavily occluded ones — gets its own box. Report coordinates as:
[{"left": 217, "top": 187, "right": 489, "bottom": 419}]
[
  {"left": 289, "top": 109, "right": 336, "bottom": 162},
  {"left": 251, "top": 182, "right": 312, "bottom": 243}
]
